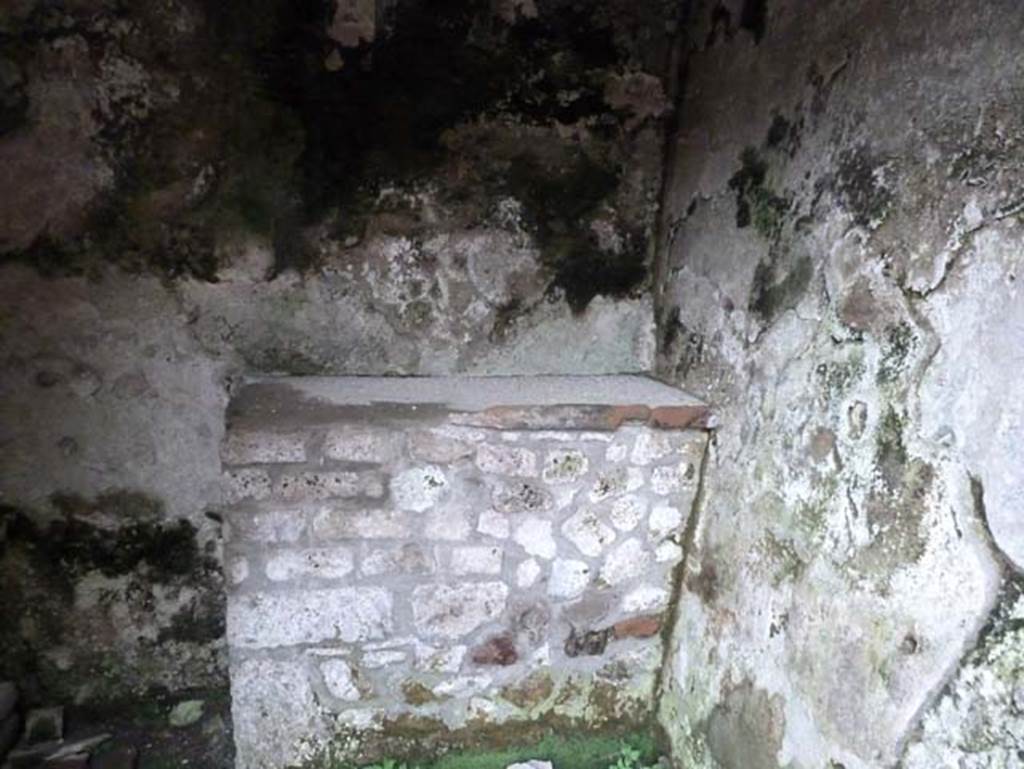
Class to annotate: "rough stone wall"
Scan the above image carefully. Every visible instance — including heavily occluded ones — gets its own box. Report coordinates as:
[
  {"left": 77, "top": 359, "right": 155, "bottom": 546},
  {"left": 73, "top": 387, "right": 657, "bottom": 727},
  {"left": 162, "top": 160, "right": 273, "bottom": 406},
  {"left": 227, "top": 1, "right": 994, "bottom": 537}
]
[
  {"left": 0, "top": 0, "right": 682, "bottom": 705},
  {"left": 654, "top": 1, "right": 1024, "bottom": 767},
  {"left": 0, "top": 0, "right": 684, "bottom": 376},
  {"left": 221, "top": 380, "right": 709, "bottom": 768}
]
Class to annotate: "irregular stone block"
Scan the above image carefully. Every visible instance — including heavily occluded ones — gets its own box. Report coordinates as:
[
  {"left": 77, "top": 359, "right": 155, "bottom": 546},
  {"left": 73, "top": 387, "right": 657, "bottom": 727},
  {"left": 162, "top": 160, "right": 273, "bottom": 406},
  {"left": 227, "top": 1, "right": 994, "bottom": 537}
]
[
  {"left": 451, "top": 546, "right": 503, "bottom": 575},
  {"left": 414, "top": 643, "right": 466, "bottom": 673},
  {"left": 361, "top": 649, "right": 406, "bottom": 668},
  {"left": 228, "top": 587, "right": 392, "bottom": 648},
  {"left": 423, "top": 506, "right": 472, "bottom": 541},
  {"left": 274, "top": 471, "right": 383, "bottom": 501},
  {"left": 655, "top": 541, "right": 682, "bottom": 563},
  {"left": 361, "top": 544, "right": 434, "bottom": 577},
  {"left": 622, "top": 585, "right": 670, "bottom": 613},
  {"left": 312, "top": 508, "right": 410, "bottom": 540},
  {"left": 649, "top": 504, "right": 684, "bottom": 539},
  {"left": 548, "top": 559, "right": 591, "bottom": 600},
  {"left": 265, "top": 548, "right": 355, "bottom": 582},
  {"left": 222, "top": 431, "right": 307, "bottom": 465},
  {"left": 562, "top": 509, "right": 616, "bottom": 557},
  {"left": 630, "top": 431, "right": 682, "bottom": 465},
  {"left": 564, "top": 627, "right": 610, "bottom": 657},
  {"left": 319, "top": 659, "right": 361, "bottom": 702},
  {"left": 514, "top": 516, "right": 557, "bottom": 559},
  {"left": 600, "top": 539, "right": 649, "bottom": 586},
  {"left": 650, "top": 463, "right": 696, "bottom": 495},
  {"left": 475, "top": 444, "right": 537, "bottom": 477},
  {"left": 168, "top": 700, "right": 204, "bottom": 727},
  {"left": 24, "top": 707, "right": 62, "bottom": 744},
  {"left": 471, "top": 635, "right": 518, "bottom": 666},
  {"left": 229, "top": 508, "right": 306, "bottom": 544},
  {"left": 491, "top": 481, "right": 553, "bottom": 513},
  {"left": 412, "top": 582, "right": 508, "bottom": 639},
  {"left": 224, "top": 469, "right": 273, "bottom": 503},
  {"left": 409, "top": 430, "right": 475, "bottom": 463},
  {"left": 323, "top": 427, "right": 400, "bottom": 464},
  {"left": 609, "top": 495, "right": 647, "bottom": 531},
  {"left": 390, "top": 466, "right": 449, "bottom": 511},
  {"left": 227, "top": 556, "right": 250, "bottom": 585},
  {"left": 516, "top": 558, "right": 542, "bottom": 588},
  {"left": 231, "top": 658, "right": 322, "bottom": 769},
  {"left": 477, "top": 510, "right": 510, "bottom": 539},
  {"left": 589, "top": 467, "right": 644, "bottom": 502},
  {"left": 541, "top": 449, "right": 589, "bottom": 484}
]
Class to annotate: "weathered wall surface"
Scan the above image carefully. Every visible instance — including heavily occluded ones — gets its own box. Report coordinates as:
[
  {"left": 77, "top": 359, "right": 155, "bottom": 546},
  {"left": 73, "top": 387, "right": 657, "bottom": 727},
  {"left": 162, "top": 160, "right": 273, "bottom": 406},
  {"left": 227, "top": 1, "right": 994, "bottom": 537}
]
[
  {"left": 0, "top": 0, "right": 681, "bottom": 706},
  {"left": 654, "top": 1, "right": 1024, "bottom": 766},
  {"left": 0, "top": 265, "right": 230, "bottom": 703},
  {"left": 0, "top": 0, "right": 684, "bottom": 376},
  {"left": 221, "top": 378, "right": 709, "bottom": 768}
]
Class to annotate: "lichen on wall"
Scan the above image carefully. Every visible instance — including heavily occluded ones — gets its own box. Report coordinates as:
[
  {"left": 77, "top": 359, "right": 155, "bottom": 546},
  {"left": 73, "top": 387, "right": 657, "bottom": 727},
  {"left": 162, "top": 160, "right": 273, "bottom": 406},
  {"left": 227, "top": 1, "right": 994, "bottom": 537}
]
[{"left": 654, "top": 0, "right": 1024, "bottom": 766}]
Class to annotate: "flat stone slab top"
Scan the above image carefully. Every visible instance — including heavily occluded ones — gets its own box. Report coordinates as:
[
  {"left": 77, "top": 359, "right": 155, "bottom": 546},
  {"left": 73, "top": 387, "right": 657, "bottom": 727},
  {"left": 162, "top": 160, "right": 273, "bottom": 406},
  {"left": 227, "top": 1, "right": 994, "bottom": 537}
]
[{"left": 228, "top": 375, "right": 712, "bottom": 431}]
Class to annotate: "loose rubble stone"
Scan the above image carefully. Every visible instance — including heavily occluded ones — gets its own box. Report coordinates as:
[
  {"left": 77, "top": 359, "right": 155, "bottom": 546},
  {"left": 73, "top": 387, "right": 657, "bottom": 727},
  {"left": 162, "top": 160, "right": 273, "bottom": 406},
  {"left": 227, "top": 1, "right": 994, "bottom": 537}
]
[
  {"left": 24, "top": 707, "right": 63, "bottom": 744},
  {"left": 391, "top": 466, "right": 449, "bottom": 511},
  {"left": 412, "top": 582, "right": 508, "bottom": 639},
  {"left": 507, "top": 761, "right": 553, "bottom": 769},
  {"left": 168, "top": 700, "right": 204, "bottom": 727},
  {"left": 514, "top": 516, "right": 557, "bottom": 559}
]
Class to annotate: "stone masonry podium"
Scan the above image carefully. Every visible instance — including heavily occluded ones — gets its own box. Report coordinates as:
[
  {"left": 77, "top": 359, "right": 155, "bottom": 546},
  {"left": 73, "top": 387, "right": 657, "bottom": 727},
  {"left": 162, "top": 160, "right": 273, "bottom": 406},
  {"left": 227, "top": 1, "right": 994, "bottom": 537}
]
[{"left": 220, "top": 376, "right": 711, "bottom": 769}]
